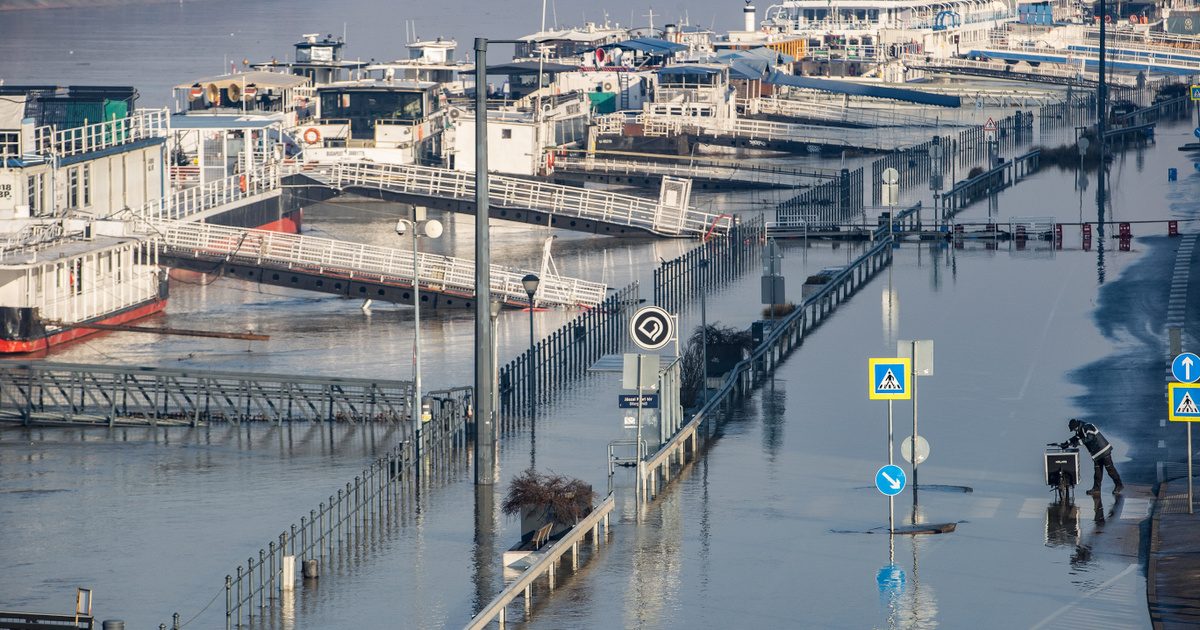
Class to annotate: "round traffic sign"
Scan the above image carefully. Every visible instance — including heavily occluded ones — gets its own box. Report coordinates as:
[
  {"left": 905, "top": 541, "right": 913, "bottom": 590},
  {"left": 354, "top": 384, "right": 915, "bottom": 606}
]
[
  {"left": 1173, "top": 352, "right": 1200, "bottom": 383},
  {"left": 629, "top": 306, "right": 675, "bottom": 351},
  {"left": 900, "top": 435, "right": 930, "bottom": 465},
  {"left": 875, "top": 464, "right": 907, "bottom": 496},
  {"left": 882, "top": 167, "right": 899, "bottom": 185}
]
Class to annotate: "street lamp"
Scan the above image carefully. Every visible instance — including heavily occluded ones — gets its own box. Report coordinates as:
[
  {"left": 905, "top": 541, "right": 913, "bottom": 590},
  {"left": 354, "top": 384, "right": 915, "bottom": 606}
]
[
  {"left": 489, "top": 299, "right": 502, "bottom": 424},
  {"left": 697, "top": 259, "right": 709, "bottom": 405},
  {"left": 396, "top": 215, "right": 443, "bottom": 465},
  {"left": 522, "top": 273, "right": 540, "bottom": 421}
]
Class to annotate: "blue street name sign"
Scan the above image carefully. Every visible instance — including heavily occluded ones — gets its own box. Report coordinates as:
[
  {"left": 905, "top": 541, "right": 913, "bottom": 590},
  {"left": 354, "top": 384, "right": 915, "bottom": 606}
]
[
  {"left": 618, "top": 393, "right": 660, "bottom": 409},
  {"left": 1173, "top": 353, "right": 1200, "bottom": 383},
  {"left": 875, "top": 465, "right": 907, "bottom": 496}
]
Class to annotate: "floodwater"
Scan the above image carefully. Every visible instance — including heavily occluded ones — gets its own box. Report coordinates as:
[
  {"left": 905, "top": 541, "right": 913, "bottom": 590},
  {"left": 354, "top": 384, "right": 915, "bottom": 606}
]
[{"left": 1, "top": 2, "right": 1197, "bottom": 627}]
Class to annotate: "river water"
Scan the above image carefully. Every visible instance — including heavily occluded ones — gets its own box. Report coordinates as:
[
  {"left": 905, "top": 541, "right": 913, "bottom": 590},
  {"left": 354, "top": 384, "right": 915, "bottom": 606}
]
[{"left": 1, "top": 2, "right": 1197, "bottom": 627}]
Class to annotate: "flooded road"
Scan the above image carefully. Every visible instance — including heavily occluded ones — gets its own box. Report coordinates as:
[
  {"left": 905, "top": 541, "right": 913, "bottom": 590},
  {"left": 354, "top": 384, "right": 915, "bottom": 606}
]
[{"left": 1, "top": 0, "right": 1198, "bottom": 625}]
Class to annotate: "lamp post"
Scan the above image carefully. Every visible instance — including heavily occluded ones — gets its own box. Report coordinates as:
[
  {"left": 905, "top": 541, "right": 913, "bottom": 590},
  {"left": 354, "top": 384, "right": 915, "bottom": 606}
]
[
  {"left": 697, "top": 259, "right": 709, "bottom": 405},
  {"left": 522, "top": 274, "right": 540, "bottom": 423},
  {"left": 396, "top": 215, "right": 443, "bottom": 466},
  {"left": 489, "top": 300, "right": 502, "bottom": 422}
]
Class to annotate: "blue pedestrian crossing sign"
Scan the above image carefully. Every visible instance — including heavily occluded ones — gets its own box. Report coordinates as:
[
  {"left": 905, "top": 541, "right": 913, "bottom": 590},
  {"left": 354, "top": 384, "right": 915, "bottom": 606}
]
[
  {"left": 1192, "top": 85, "right": 1200, "bottom": 101},
  {"left": 1169, "top": 383, "right": 1200, "bottom": 422},
  {"left": 868, "top": 358, "right": 911, "bottom": 400},
  {"left": 875, "top": 465, "right": 907, "bottom": 496},
  {"left": 1173, "top": 353, "right": 1200, "bottom": 383}
]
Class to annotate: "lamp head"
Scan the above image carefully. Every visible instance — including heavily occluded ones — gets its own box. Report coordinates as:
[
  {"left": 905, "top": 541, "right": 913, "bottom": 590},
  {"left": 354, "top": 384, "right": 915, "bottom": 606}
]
[{"left": 521, "top": 273, "right": 540, "bottom": 296}]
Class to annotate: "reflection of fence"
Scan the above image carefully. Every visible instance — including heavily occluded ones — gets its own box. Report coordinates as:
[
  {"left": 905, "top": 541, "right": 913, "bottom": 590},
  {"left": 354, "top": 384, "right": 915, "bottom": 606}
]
[
  {"left": 639, "top": 238, "right": 894, "bottom": 499},
  {"left": 499, "top": 283, "right": 639, "bottom": 418},
  {"left": 776, "top": 168, "right": 864, "bottom": 228},
  {"left": 211, "top": 386, "right": 472, "bottom": 630},
  {"left": 870, "top": 136, "right": 952, "bottom": 205},
  {"left": 653, "top": 215, "right": 765, "bottom": 312}
]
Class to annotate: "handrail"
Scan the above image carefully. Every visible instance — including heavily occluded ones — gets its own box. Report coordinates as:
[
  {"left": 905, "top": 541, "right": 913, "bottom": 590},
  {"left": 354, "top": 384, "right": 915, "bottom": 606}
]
[
  {"left": 327, "top": 161, "right": 723, "bottom": 237},
  {"left": 46, "top": 107, "right": 169, "bottom": 157},
  {"left": 153, "top": 220, "right": 607, "bottom": 308},
  {"left": 465, "top": 493, "right": 615, "bottom": 630},
  {"left": 556, "top": 156, "right": 816, "bottom": 187}
]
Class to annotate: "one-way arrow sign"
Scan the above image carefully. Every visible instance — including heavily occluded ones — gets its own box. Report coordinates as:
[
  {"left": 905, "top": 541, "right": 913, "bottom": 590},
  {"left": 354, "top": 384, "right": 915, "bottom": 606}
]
[
  {"left": 1173, "top": 353, "right": 1200, "bottom": 383},
  {"left": 875, "top": 465, "right": 907, "bottom": 496}
]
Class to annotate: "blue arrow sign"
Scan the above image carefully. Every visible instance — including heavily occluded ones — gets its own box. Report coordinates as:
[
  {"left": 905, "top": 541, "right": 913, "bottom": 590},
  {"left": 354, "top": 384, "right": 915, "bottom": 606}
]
[
  {"left": 875, "top": 465, "right": 907, "bottom": 496},
  {"left": 1173, "top": 353, "right": 1200, "bottom": 383},
  {"left": 1194, "top": 126, "right": 1200, "bottom": 139}
]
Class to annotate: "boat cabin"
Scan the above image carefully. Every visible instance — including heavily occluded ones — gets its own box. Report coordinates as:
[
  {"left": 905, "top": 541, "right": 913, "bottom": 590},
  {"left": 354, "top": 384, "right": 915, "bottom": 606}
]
[
  {"left": 250, "top": 33, "right": 368, "bottom": 85},
  {"left": 173, "top": 71, "right": 315, "bottom": 124},
  {"left": 646, "top": 65, "right": 736, "bottom": 119}
]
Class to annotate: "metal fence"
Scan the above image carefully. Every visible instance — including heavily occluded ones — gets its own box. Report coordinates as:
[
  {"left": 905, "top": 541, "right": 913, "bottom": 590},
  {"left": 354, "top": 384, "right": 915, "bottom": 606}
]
[
  {"left": 173, "top": 386, "right": 473, "bottom": 630},
  {"left": 653, "top": 215, "right": 765, "bottom": 313},
  {"left": 499, "top": 283, "right": 639, "bottom": 418},
  {"left": 957, "top": 111, "right": 1034, "bottom": 167},
  {"left": 870, "top": 135, "right": 953, "bottom": 206},
  {"left": 939, "top": 149, "right": 1042, "bottom": 217},
  {"left": 776, "top": 167, "right": 864, "bottom": 228}
]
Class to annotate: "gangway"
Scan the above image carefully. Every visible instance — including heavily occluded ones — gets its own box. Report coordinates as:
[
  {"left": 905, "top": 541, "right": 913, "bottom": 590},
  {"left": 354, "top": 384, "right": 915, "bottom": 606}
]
[
  {"left": 740, "top": 97, "right": 952, "bottom": 129},
  {"left": 900, "top": 54, "right": 1146, "bottom": 87},
  {"left": 0, "top": 362, "right": 427, "bottom": 426},
  {"left": 304, "top": 162, "right": 727, "bottom": 238},
  {"left": 152, "top": 220, "right": 608, "bottom": 309},
  {"left": 637, "top": 113, "right": 919, "bottom": 153},
  {"left": 550, "top": 156, "right": 821, "bottom": 190}
]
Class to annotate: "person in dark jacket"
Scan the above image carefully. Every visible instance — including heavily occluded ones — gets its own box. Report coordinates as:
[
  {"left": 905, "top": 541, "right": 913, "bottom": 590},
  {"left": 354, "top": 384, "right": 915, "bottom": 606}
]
[{"left": 1059, "top": 418, "right": 1124, "bottom": 495}]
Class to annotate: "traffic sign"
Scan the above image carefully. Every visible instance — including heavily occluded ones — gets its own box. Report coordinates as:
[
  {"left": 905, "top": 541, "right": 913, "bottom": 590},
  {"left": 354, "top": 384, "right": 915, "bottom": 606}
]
[
  {"left": 1173, "top": 353, "right": 1200, "bottom": 383},
  {"left": 618, "top": 393, "right": 659, "bottom": 409},
  {"left": 875, "top": 464, "right": 907, "bottom": 496},
  {"left": 1191, "top": 85, "right": 1200, "bottom": 101},
  {"left": 629, "top": 306, "right": 674, "bottom": 351},
  {"left": 983, "top": 117, "right": 997, "bottom": 132},
  {"left": 900, "top": 435, "right": 930, "bottom": 464},
  {"left": 1194, "top": 126, "right": 1200, "bottom": 140},
  {"left": 869, "top": 357, "right": 911, "bottom": 400},
  {"left": 882, "top": 167, "right": 899, "bottom": 185},
  {"left": 1169, "top": 383, "right": 1200, "bottom": 422}
]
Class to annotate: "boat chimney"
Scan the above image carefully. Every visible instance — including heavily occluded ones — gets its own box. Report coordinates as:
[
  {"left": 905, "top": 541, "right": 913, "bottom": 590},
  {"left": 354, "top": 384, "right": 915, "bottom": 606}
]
[
  {"left": 665, "top": 23, "right": 677, "bottom": 41},
  {"left": 743, "top": 0, "right": 757, "bottom": 32}
]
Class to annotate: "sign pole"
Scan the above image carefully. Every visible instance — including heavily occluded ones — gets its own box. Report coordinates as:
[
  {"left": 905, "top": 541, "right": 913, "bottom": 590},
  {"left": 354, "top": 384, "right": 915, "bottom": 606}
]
[
  {"left": 888, "top": 399, "right": 895, "bottom": 532},
  {"left": 911, "top": 341, "right": 918, "bottom": 503},
  {"left": 635, "top": 354, "right": 644, "bottom": 500},
  {"left": 1189, "top": 423, "right": 1194, "bottom": 514},
  {"left": 1171, "top": 332, "right": 1193, "bottom": 513}
]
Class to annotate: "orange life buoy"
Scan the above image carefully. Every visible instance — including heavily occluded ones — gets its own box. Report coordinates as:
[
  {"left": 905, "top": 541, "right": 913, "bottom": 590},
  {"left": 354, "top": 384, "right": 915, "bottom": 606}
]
[
  {"left": 1105, "top": 14, "right": 1112, "bottom": 23},
  {"left": 547, "top": 152, "right": 555, "bottom": 169},
  {"left": 1142, "top": 15, "right": 1149, "bottom": 24},
  {"left": 303, "top": 128, "right": 321, "bottom": 145},
  {"left": 1130, "top": 15, "right": 1138, "bottom": 24},
  {"left": 239, "top": 175, "right": 247, "bottom": 193}
]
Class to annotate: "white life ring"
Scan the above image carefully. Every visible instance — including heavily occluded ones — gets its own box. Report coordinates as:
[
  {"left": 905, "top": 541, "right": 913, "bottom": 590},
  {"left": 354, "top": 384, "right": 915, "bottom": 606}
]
[{"left": 303, "top": 128, "right": 321, "bottom": 145}]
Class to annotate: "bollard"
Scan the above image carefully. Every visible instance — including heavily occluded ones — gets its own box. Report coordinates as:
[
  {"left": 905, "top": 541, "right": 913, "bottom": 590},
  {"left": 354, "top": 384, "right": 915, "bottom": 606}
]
[
  {"left": 282, "top": 556, "right": 296, "bottom": 591},
  {"left": 1170, "top": 220, "right": 1179, "bottom": 237},
  {"left": 303, "top": 558, "right": 319, "bottom": 579}
]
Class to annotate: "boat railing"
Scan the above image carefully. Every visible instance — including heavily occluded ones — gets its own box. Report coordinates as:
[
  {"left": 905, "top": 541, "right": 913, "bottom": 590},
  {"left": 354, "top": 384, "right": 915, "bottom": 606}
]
[
  {"left": 152, "top": 219, "right": 608, "bottom": 308},
  {"left": 45, "top": 107, "right": 169, "bottom": 158},
  {"left": 37, "top": 264, "right": 162, "bottom": 328},
  {"left": 129, "top": 164, "right": 280, "bottom": 224}
]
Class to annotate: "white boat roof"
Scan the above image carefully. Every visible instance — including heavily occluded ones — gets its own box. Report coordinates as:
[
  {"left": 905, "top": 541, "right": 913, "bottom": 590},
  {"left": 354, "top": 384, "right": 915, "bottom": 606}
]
[
  {"left": 519, "top": 26, "right": 628, "bottom": 43},
  {"left": 175, "top": 71, "right": 310, "bottom": 90},
  {"left": 0, "top": 235, "right": 133, "bottom": 268},
  {"left": 169, "top": 114, "right": 285, "bottom": 129},
  {"left": 318, "top": 79, "right": 438, "bottom": 90}
]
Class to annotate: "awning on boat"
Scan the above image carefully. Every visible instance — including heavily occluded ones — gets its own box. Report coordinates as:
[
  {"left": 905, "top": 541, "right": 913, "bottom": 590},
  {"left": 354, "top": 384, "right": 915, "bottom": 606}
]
[
  {"left": 657, "top": 65, "right": 724, "bottom": 78},
  {"left": 175, "top": 71, "right": 311, "bottom": 91},
  {"left": 483, "top": 61, "right": 578, "bottom": 76},
  {"left": 765, "top": 72, "right": 961, "bottom": 107}
]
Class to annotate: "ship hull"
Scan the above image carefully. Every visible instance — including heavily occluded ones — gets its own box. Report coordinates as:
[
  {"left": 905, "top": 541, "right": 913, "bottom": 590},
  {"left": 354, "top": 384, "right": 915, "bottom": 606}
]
[{"left": 0, "top": 295, "right": 168, "bottom": 354}]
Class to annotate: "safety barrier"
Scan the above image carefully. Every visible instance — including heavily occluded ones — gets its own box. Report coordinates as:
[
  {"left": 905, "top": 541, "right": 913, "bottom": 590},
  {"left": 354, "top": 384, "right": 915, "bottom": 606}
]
[{"left": 653, "top": 215, "right": 765, "bottom": 313}]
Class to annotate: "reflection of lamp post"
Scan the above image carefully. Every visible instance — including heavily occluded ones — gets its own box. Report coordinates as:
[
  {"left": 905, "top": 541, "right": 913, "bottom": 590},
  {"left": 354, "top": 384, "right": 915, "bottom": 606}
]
[
  {"left": 395, "top": 216, "right": 443, "bottom": 464},
  {"left": 697, "top": 259, "right": 709, "bottom": 405},
  {"left": 522, "top": 274, "right": 540, "bottom": 421},
  {"left": 489, "top": 300, "right": 502, "bottom": 422}
]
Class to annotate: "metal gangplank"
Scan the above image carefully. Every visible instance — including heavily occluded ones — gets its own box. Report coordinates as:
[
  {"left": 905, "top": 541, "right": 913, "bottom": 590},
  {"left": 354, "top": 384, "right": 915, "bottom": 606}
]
[
  {"left": 313, "top": 162, "right": 727, "bottom": 238},
  {"left": 739, "top": 97, "right": 949, "bottom": 128},
  {"left": 637, "top": 113, "right": 917, "bottom": 152},
  {"left": 551, "top": 155, "right": 826, "bottom": 190},
  {"left": 152, "top": 220, "right": 608, "bottom": 309},
  {"left": 0, "top": 362, "right": 416, "bottom": 426}
]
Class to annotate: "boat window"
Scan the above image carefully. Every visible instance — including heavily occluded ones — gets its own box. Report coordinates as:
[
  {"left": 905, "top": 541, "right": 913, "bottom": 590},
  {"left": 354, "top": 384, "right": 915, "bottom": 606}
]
[
  {"left": 81, "top": 164, "right": 91, "bottom": 208},
  {"left": 320, "top": 90, "right": 427, "bottom": 139},
  {"left": 27, "top": 175, "right": 39, "bottom": 217},
  {"left": 68, "top": 167, "right": 79, "bottom": 209}
]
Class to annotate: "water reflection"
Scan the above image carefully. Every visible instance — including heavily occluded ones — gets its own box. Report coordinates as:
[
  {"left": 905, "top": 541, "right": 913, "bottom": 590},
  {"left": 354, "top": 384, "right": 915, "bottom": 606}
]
[
  {"left": 882, "top": 287, "right": 900, "bottom": 348},
  {"left": 760, "top": 380, "right": 786, "bottom": 459},
  {"left": 1045, "top": 499, "right": 1081, "bottom": 548}
]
